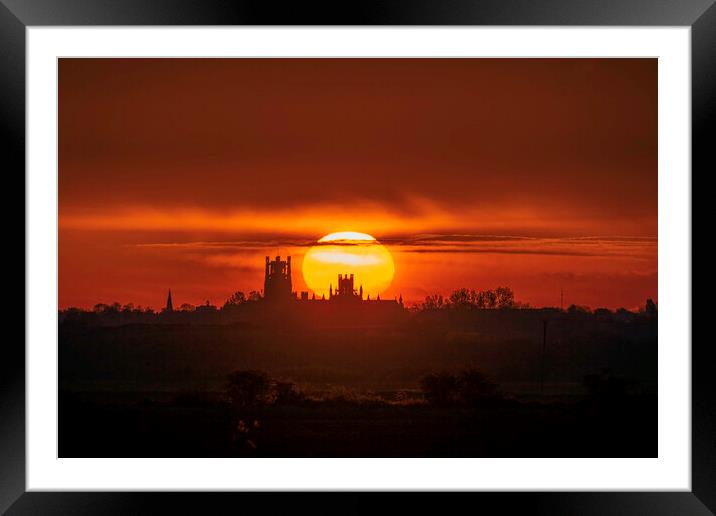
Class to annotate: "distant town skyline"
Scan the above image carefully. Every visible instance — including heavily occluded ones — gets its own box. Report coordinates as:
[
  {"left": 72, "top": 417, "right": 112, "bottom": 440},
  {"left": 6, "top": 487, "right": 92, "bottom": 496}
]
[{"left": 59, "top": 58, "right": 657, "bottom": 310}]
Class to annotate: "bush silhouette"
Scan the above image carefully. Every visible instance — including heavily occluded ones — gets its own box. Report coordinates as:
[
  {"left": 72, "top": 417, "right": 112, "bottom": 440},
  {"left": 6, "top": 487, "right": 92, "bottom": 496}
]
[
  {"left": 273, "top": 381, "right": 305, "bottom": 405},
  {"left": 420, "top": 371, "right": 461, "bottom": 406},
  {"left": 226, "top": 370, "right": 272, "bottom": 407},
  {"left": 459, "top": 369, "right": 500, "bottom": 404},
  {"left": 420, "top": 369, "right": 501, "bottom": 406}
]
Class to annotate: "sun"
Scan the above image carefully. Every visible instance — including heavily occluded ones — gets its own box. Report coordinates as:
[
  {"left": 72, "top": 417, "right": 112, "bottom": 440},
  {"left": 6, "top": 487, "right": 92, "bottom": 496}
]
[{"left": 302, "top": 232, "right": 395, "bottom": 298}]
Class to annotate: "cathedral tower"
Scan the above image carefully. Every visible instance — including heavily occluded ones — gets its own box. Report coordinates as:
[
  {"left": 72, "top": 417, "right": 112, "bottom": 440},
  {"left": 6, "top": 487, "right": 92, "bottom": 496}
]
[{"left": 264, "top": 255, "right": 293, "bottom": 302}]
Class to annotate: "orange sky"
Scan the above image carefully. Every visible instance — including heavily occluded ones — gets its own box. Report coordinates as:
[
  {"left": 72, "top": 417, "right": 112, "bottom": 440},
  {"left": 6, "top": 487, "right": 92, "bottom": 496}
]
[{"left": 59, "top": 58, "right": 657, "bottom": 310}]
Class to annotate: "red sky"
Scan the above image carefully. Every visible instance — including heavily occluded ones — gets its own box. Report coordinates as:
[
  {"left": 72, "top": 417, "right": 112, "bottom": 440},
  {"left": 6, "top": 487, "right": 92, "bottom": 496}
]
[{"left": 59, "top": 58, "right": 657, "bottom": 310}]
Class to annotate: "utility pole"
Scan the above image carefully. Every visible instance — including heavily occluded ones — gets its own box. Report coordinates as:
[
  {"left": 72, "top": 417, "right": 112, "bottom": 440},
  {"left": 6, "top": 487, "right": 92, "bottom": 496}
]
[
  {"left": 540, "top": 319, "right": 548, "bottom": 394},
  {"left": 560, "top": 288, "right": 564, "bottom": 311}
]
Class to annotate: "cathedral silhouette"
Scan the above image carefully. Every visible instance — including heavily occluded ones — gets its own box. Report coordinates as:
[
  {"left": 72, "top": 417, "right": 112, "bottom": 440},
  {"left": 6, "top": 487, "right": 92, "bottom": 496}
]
[
  {"left": 263, "top": 255, "right": 403, "bottom": 307},
  {"left": 161, "top": 255, "right": 404, "bottom": 324}
]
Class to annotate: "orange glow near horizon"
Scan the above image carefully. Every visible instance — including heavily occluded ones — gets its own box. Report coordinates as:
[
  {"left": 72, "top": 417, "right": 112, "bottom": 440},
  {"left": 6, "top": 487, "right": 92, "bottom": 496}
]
[
  {"left": 58, "top": 58, "right": 657, "bottom": 311},
  {"left": 303, "top": 232, "right": 395, "bottom": 297}
]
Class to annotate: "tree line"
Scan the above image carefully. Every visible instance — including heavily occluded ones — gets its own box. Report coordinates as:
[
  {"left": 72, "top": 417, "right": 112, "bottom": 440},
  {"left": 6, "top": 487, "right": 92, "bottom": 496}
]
[
  {"left": 418, "top": 286, "right": 524, "bottom": 311},
  {"left": 63, "top": 288, "right": 657, "bottom": 318}
]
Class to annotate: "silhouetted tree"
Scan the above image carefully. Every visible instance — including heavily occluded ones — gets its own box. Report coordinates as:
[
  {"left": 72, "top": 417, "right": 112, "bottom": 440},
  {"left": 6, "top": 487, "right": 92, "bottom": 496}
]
[
  {"left": 459, "top": 369, "right": 500, "bottom": 403},
  {"left": 614, "top": 307, "right": 635, "bottom": 322},
  {"left": 248, "top": 291, "right": 263, "bottom": 302},
  {"left": 224, "top": 291, "right": 246, "bottom": 308},
  {"left": 494, "top": 287, "right": 515, "bottom": 309},
  {"left": 449, "top": 288, "right": 473, "bottom": 309},
  {"left": 483, "top": 289, "right": 497, "bottom": 309},
  {"left": 420, "top": 371, "right": 461, "bottom": 405},
  {"left": 179, "top": 303, "right": 195, "bottom": 312},
  {"left": 420, "top": 287, "right": 519, "bottom": 311},
  {"left": 421, "top": 369, "right": 501, "bottom": 406},
  {"left": 568, "top": 304, "right": 591, "bottom": 314},
  {"left": 422, "top": 294, "right": 444, "bottom": 310},
  {"left": 645, "top": 298, "right": 657, "bottom": 317},
  {"left": 273, "top": 381, "right": 304, "bottom": 405},
  {"left": 226, "top": 370, "right": 272, "bottom": 407}
]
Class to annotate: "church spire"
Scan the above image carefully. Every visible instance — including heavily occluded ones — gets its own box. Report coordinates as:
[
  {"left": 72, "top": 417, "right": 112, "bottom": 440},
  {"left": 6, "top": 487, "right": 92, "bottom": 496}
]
[{"left": 166, "top": 289, "right": 173, "bottom": 312}]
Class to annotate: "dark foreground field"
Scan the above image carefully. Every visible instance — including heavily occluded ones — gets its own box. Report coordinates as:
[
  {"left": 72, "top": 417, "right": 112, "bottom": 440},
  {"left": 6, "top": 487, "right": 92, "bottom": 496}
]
[
  {"left": 59, "top": 308, "right": 657, "bottom": 457},
  {"left": 59, "top": 390, "right": 656, "bottom": 458}
]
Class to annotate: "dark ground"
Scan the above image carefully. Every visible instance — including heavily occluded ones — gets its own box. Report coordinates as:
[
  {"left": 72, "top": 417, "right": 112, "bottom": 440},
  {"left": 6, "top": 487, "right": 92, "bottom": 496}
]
[
  {"left": 58, "top": 308, "right": 657, "bottom": 457},
  {"left": 59, "top": 390, "right": 656, "bottom": 457}
]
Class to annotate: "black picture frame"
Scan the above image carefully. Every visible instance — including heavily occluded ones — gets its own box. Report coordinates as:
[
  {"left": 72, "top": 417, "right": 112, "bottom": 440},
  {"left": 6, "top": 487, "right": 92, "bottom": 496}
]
[{"left": 3, "top": 1, "right": 710, "bottom": 514}]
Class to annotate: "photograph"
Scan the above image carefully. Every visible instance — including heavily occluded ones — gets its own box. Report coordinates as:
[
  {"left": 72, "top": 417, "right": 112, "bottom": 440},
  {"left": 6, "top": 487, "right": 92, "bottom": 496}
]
[{"left": 57, "top": 57, "right": 658, "bottom": 458}]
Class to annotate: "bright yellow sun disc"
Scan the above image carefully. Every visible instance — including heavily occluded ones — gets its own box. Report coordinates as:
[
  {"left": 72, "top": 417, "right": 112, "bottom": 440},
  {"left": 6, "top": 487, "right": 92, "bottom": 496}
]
[{"left": 302, "top": 232, "right": 395, "bottom": 298}]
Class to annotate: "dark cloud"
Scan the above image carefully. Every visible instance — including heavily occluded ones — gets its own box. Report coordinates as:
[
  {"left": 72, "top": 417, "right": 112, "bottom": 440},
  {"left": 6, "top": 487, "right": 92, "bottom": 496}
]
[
  {"left": 59, "top": 58, "right": 657, "bottom": 221},
  {"left": 134, "top": 233, "right": 656, "bottom": 259}
]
